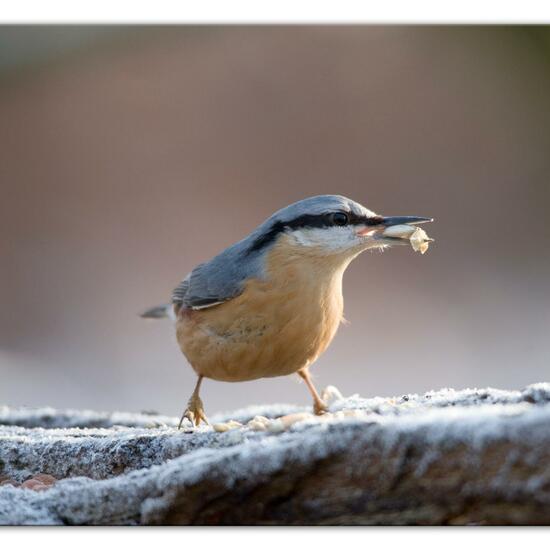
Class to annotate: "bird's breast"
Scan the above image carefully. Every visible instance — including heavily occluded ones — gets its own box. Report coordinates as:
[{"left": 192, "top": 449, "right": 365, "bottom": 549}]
[{"left": 176, "top": 237, "right": 349, "bottom": 382}]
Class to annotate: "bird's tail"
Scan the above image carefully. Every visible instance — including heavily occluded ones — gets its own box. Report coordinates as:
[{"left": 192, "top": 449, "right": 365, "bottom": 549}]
[{"left": 140, "top": 303, "right": 175, "bottom": 321}]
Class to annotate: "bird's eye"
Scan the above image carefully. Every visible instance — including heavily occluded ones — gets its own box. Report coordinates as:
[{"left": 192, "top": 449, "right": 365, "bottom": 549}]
[{"left": 331, "top": 212, "right": 349, "bottom": 226}]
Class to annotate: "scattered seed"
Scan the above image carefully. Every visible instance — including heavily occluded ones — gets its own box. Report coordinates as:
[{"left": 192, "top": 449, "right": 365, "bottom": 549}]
[
  {"left": 33, "top": 474, "right": 57, "bottom": 486},
  {"left": 0, "top": 479, "right": 20, "bottom": 487},
  {"left": 21, "top": 479, "right": 45, "bottom": 490},
  {"left": 279, "top": 412, "right": 313, "bottom": 428},
  {"left": 247, "top": 415, "right": 271, "bottom": 431},
  {"left": 213, "top": 420, "right": 242, "bottom": 432}
]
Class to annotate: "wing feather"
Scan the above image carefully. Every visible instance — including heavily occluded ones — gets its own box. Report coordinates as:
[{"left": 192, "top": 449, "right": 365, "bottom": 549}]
[{"left": 171, "top": 248, "right": 256, "bottom": 310}]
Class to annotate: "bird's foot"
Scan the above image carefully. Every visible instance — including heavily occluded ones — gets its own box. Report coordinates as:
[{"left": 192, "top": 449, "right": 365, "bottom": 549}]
[
  {"left": 178, "top": 395, "right": 209, "bottom": 428},
  {"left": 313, "top": 399, "right": 329, "bottom": 416}
]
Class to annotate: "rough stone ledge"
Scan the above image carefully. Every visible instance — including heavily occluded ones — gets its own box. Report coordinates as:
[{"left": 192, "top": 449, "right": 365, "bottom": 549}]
[{"left": 2, "top": 384, "right": 550, "bottom": 525}]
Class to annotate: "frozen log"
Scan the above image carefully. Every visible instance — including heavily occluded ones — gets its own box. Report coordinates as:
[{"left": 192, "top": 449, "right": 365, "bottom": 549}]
[{"left": 2, "top": 384, "right": 550, "bottom": 525}]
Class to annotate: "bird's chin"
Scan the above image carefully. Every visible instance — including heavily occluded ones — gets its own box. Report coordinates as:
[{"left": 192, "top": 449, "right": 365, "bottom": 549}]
[
  {"left": 358, "top": 239, "right": 393, "bottom": 254},
  {"left": 330, "top": 236, "right": 394, "bottom": 257}
]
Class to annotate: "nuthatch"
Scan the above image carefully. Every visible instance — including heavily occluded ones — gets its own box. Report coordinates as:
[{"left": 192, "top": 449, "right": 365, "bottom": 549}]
[{"left": 142, "top": 195, "right": 433, "bottom": 427}]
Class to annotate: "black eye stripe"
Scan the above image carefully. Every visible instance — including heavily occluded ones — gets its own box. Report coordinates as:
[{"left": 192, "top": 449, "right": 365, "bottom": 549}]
[
  {"left": 246, "top": 212, "right": 383, "bottom": 254},
  {"left": 283, "top": 212, "right": 383, "bottom": 230}
]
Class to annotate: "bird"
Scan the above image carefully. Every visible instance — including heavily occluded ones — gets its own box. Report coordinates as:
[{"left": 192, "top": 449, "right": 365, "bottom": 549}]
[{"left": 142, "top": 195, "right": 433, "bottom": 427}]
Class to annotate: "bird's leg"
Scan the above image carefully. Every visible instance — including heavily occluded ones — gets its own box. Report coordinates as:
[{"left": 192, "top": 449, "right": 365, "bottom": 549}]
[
  {"left": 178, "top": 375, "right": 209, "bottom": 428},
  {"left": 298, "top": 369, "right": 328, "bottom": 415}
]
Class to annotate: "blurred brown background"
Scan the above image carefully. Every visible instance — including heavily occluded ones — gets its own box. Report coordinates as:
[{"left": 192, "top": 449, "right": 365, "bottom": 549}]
[{"left": 1, "top": 26, "right": 550, "bottom": 416}]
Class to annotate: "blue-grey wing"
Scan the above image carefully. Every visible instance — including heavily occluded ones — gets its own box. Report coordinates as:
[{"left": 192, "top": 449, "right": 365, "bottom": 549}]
[
  {"left": 172, "top": 265, "right": 237, "bottom": 309},
  {"left": 171, "top": 244, "right": 262, "bottom": 310},
  {"left": 171, "top": 274, "right": 191, "bottom": 307}
]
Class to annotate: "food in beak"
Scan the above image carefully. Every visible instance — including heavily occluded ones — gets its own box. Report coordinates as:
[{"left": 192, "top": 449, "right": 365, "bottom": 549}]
[{"left": 382, "top": 224, "right": 434, "bottom": 254}]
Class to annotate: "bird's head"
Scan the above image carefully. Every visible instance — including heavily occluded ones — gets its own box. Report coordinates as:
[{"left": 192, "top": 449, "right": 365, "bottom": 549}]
[{"left": 247, "top": 195, "right": 432, "bottom": 261}]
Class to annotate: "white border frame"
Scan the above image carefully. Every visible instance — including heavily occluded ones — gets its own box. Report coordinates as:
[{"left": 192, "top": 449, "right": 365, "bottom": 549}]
[{"left": 1, "top": 0, "right": 550, "bottom": 24}]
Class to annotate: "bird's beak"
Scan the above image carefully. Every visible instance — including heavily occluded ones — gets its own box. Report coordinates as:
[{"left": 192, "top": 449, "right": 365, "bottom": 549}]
[
  {"left": 381, "top": 216, "right": 433, "bottom": 226},
  {"left": 357, "top": 215, "right": 433, "bottom": 237}
]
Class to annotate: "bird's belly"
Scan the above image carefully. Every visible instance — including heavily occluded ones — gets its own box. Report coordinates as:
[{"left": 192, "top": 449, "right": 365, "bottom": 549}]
[{"left": 175, "top": 277, "right": 343, "bottom": 382}]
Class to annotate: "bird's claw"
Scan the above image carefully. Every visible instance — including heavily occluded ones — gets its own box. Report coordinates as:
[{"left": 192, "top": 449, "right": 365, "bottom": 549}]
[
  {"left": 178, "top": 395, "right": 209, "bottom": 429},
  {"left": 313, "top": 400, "right": 329, "bottom": 416}
]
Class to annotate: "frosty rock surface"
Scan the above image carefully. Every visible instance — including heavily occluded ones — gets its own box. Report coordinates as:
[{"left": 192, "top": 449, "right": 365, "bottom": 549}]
[{"left": 2, "top": 385, "right": 550, "bottom": 525}]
